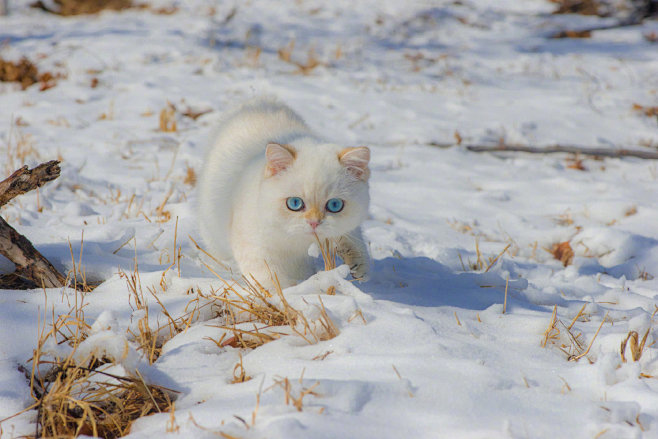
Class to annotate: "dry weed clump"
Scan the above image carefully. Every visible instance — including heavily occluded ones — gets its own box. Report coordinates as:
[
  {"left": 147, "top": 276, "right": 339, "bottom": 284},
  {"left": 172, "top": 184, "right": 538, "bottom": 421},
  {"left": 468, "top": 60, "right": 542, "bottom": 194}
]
[
  {"left": 277, "top": 40, "right": 325, "bottom": 74},
  {"left": 549, "top": 241, "right": 575, "bottom": 267},
  {"left": 0, "top": 57, "right": 60, "bottom": 91},
  {"left": 2, "top": 122, "right": 40, "bottom": 176},
  {"left": 551, "top": 29, "right": 593, "bottom": 38},
  {"left": 159, "top": 102, "right": 177, "bottom": 132},
  {"left": 620, "top": 329, "right": 651, "bottom": 363},
  {"left": 550, "top": 0, "right": 605, "bottom": 16},
  {"left": 269, "top": 376, "right": 321, "bottom": 412},
  {"left": 197, "top": 236, "right": 341, "bottom": 352},
  {"left": 315, "top": 234, "right": 337, "bottom": 295},
  {"left": 542, "top": 304, "right": 608, "bottom": 362},
  {"left": 632, "top": 103, "right": 658, "bottom": 118},
  {"left": 30, "top": 0, "right": 132, "bottom": 16},
  {"left": 3, "top": 291, "right": 176, "bottom": 438},
  {"left": 458, "top": 238, "right": 511, "bottom": 272},
  {"left": 119, "top": 259, "right": 214, "bottom": 364},
  {"left": 207, "top": 274, "right": 340, "bottom": 350}
]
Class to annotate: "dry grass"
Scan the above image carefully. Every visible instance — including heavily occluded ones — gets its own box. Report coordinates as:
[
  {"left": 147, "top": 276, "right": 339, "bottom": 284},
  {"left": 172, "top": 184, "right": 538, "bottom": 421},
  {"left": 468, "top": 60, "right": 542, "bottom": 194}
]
[
  {"left": 30, "top": 0, "right": 132, "bottom": 16},
  {"left": 458, "top": 238, "right": 511, "bottom": 272},
  {"left": 183, "top": 164, "right": 197, "bottom": 186},
  {"left": 0, "top": 57, "right": 60, "bottom": 91},
  {"left": 231, "top": 353, "right": 251, "bottom": 384},
  {"left": 120, "top": 254, "right": 213, "bottom": 364},
  {"left": 277, "top": 39, "right": 325, "bottom": 75},
  {"left": 5, "top": 233, "right": 344, "bottom": 436},
  {"left": 633, "top": 103, "right": 658, "bottom": 118},
  {"left": 2, "top": 289, "right": 177, "bottom": 438},
  {"left": 314, "top": 234, "right": 337, "bottom": 295},
  {"left": 207, "top": 274, "right": 340, "bottom": 349},
  {"left": 0, "top": 57, "right": 39, "bottom": 89},
  {"left": 621, "top": 306, "right": 657, "bottom": 363},
  {"left": 620, "top": 329, "right": 650, "bottom": 363},
  {"left": 548, "top": 241, "right": 575, "bottom": 267},
  {"left": 551, "top": 29, "right": 592, "bottom": 39},
  {"left": 159, "top": 102, "right": 177, "bottom": 132},
  {"left": 269, "top": 376, "right": 320, "bottom": 412},
  {"left": 550, "top": 0, "right": 604, "bottom": 16},
  {"left": 566, "top": 154, "right": 587, "bottom": 170},
  {"left": 542, "top": 304, "right": 608, "bottom": 362},
  {"left": 2, "top": 119, "right": 40, "bottom": 176},
  {"left": 194, "top": 236, "right": 341, "bottom": 353}
]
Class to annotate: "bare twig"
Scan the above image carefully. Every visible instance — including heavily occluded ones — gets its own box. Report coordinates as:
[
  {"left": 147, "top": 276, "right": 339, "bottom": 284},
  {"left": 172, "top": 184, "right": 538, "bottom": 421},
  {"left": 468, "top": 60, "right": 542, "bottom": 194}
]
[{"left": 463, "top": 144, "right": 658, "bottom": 160}]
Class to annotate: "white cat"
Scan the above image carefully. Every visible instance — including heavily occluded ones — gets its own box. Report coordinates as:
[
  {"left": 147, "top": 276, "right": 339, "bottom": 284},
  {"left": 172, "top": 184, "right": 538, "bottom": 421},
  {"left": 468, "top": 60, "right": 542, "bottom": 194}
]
[{"left": 198, "top": 98, "right": 371, "bottom": 289}]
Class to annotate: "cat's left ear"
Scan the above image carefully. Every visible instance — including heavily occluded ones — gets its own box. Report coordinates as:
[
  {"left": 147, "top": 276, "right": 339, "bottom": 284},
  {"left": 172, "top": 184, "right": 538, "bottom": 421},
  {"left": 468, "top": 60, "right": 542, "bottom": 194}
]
[
  {"left": 266, "top": 143, "right": 296, "bottom": 177},
  {"left": 339, "top": 147, "right": 370, "bottom": 181}
]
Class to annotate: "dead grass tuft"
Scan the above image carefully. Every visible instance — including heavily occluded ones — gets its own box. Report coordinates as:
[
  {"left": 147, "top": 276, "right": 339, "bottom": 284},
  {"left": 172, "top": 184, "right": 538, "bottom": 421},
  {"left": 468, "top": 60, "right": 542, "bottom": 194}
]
[
  {"left": 314, "top": 234, "right": 337, "bottom": 295},
  {"left": 551, "top": 29, "right": 592, "bottom": 38},
  {"left": 566, "top": 154, "right": 587, "bottom": 170},
  {"left": 277, "top": 40, "right": 325, "bottom": 75},
  {"left": 119, "top": 254, "right": 212, "bottom": 364},
  {"left": 620, "top": 329, "right": 651, "bottom": 363},
  {"left": 0, "top": 57, "right": 61, "bottom": 91},
  {"left": 0, "top": 57, "right": 39, "bottom": 89},
  {"left": 550, "top": 0, "right": 604, "bottom": 16},
  {"left": 269, "top": 376, "right": 320, "bottom": 412},
  {"left": 458, "top": 238, "right": 511, "bottom": 272},
  {"left": 231, "top": 353, "right": 251, "bottom": 384},
  {"left": 542, "top": 305, "right": 608, "bottom": 362},
  {"left": 549, "top": 241, "right": 574, "bottom": 267},
  {"left": 30, "top": 0, "right": 132, "bottom": 16},
  {"left": 2, "top": 120, "right": 40, "bottom": 176},
  {"left": 194, "top": 237, "right": 341, "bottom": 354},
  {"left": 633, "top": 103, "right": 658, "bottom": 118},
  {"left": 207, "top": 273, "right": 340, "bottom": 350},
  {"left": 183, "top": 165, "right": 197, "bottom": 186},
  {"left": 3, "top": 288, "right": 177, "bottom": 438},
  {"left": 159, "top": 102, "right": 177, "bottom": 132}
]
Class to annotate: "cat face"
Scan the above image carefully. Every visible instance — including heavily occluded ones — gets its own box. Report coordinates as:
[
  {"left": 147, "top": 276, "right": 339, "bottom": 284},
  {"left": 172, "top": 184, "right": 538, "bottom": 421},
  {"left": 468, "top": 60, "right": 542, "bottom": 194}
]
[{"left": 260, "top": 140, "right": 370, "bottom": 241}]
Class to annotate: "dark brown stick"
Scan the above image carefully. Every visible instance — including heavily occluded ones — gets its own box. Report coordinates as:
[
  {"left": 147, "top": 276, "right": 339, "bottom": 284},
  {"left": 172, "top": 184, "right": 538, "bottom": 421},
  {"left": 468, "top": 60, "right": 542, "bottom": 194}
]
[
  {"left": 0, "top": 216, "right": 66, "bottom": 288},
  {"left": 464, "top": 144, "right": 658, "bottom": 160},
  {"left": 0, "top": 160, "right": 61, "bottom": 208},
  {"left": 0, "top": 161, "right": 66, "bottom": 289}
]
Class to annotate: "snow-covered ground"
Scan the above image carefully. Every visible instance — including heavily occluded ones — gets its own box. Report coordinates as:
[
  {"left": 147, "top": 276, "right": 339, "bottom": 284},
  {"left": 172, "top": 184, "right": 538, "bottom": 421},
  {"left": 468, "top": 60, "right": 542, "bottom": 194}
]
[{"left": 1, "top": 0, "right": 658, "bottom": 437}]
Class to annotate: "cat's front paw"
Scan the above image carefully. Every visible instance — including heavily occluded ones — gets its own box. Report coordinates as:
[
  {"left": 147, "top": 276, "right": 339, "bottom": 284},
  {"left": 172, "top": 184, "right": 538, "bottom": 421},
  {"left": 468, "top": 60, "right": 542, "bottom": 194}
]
[{"left": 350, "top": 262, "right": 370, "bottom": 283}]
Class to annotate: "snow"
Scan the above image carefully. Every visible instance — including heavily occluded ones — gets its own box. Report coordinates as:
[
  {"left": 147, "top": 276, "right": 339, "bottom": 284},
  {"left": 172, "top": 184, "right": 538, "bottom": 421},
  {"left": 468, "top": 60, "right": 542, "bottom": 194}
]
[{"left": 1, "top": 0, "right": 658, "bottom": 437}]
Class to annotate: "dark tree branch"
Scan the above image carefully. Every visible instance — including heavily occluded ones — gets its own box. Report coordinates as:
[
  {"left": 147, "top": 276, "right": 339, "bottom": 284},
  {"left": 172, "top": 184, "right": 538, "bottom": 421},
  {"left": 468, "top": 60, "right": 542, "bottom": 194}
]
[
  {"left": 0, "top": 161, "right": 66, "bottom": 290},
  {"left": 548, "top": 0, "right": 658, "bottom": 39},
  {"left": 0, "top": 217, "right": 66, "bottom": 288},
  {"left": 464, "top": 144, "right": 658, "bottom": 160},
  {"left": 0, "top": 160, "right": 61, "bottom": 208}
]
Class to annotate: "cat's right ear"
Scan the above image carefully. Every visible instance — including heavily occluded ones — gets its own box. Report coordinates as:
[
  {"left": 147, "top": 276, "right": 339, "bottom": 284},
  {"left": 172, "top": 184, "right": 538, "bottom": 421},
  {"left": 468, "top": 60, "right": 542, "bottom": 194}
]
[{"left": 265, "top": 143, "right": 296, "bottom": 177}]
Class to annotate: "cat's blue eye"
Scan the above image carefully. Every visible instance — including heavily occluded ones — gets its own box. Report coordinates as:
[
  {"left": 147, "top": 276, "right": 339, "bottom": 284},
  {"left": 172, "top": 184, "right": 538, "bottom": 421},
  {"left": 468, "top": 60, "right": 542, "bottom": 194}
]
[
  {"left": 325, "top": 198, "right": 344, "bottom": 213},
  {"left": 286, "top": 197, "right": 305, "bottom": 211}
]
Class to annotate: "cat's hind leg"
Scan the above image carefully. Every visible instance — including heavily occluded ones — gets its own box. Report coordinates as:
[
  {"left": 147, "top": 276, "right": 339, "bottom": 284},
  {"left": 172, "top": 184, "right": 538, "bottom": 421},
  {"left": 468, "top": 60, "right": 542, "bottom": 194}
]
[{"left": 337, "top": 228, "right": 370, "bottom": 282}]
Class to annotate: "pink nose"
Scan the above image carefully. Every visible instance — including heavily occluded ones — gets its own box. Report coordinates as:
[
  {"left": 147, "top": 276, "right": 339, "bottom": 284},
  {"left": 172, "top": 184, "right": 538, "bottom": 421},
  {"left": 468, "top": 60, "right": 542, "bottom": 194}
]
[{"left": 308, "top": 221, "right": 319, "bottom": 230}]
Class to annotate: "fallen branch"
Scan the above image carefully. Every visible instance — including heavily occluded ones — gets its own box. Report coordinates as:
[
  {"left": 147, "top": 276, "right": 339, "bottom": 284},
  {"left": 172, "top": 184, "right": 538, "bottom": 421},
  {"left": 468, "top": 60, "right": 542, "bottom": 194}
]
[
  {"left": 548, "top": 19, "right": 641, "bottom": 39},
  {"left": 0, "top": 161, "right": 66, "bottom": 289},
  {"left": 0, "top": 160, "right": 61, "bottom": 208},
  {"left": 464, "top": 144, "right": 658, "bottom": 160},
  {"left": 548, "top": 0, "right": 658, "bottom": 39}
]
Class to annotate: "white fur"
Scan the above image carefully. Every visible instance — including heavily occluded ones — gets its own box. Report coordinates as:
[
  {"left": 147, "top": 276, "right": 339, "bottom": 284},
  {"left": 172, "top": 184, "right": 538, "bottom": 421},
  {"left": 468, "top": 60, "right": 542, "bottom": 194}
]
[{"left": 198, "top": 98, "right": 370, "bottom": 288}]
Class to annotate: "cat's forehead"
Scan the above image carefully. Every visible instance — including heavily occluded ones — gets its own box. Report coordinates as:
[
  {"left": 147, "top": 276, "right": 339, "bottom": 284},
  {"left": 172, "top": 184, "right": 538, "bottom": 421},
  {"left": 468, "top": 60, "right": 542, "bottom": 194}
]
[{"left": 282, "top": 144, "right": 349, "bottom": 194}]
